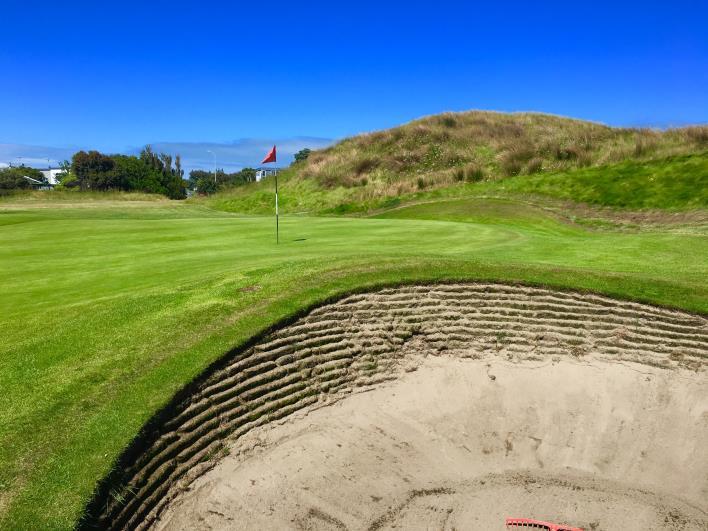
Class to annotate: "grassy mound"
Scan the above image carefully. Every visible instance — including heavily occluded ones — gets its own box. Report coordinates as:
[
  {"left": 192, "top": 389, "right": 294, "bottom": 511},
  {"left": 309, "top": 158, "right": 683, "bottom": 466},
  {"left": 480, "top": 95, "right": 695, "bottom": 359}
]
[
  {"left": 202, "top": 111, "right": 707, "bottom": 215},
  {"left": 299, "top": 111, "right": 707, "bottom": 188}
]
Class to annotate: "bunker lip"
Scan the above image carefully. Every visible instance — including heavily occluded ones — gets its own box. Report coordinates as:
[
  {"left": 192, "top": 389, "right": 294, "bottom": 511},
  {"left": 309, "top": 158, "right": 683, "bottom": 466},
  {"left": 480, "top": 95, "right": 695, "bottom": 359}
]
[{"left": 79, "top": 282, "right": 708, "bottom": 530}]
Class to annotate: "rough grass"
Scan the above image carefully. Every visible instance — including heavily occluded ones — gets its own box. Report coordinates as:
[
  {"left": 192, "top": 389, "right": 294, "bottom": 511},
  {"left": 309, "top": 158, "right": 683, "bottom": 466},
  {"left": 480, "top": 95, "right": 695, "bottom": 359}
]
[
  {"left": 0, "top": 190, "right": 167, "bottom": 204},
  {"left": 0, "top": 196, "right": 706, "bottom": 529},
  {"left": 486, "top": 152, "right": 708, "bottom": 209},
  {"left": 293, "top": 110, "right": 707, "bottom": 190}
]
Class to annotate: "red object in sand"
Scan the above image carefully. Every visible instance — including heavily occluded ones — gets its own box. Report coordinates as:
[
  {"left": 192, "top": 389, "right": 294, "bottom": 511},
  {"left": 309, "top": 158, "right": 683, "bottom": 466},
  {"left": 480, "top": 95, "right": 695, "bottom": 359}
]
[{"left": 505, "top": 517, "right": 584, "bottom": 531}]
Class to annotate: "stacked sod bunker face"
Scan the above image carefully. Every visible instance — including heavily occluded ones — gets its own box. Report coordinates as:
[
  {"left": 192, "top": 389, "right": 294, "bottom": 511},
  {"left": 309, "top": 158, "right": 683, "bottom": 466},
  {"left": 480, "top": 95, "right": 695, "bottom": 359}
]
[{"left": 85, "top": 284, "right": 708, "bottom": 530}]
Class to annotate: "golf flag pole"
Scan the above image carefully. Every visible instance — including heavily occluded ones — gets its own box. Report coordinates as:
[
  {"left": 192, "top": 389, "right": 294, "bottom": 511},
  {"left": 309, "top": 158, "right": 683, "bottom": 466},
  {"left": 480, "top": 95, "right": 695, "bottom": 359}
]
[{"left": 261, "top": 145, "right": 278, "bottom": 243}]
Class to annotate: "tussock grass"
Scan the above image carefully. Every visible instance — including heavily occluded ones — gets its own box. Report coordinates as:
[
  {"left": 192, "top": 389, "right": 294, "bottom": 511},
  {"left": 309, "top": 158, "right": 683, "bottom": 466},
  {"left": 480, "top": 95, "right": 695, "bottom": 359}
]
[{"left": 296, "top": 111, "right": 707, "bottom": 192}]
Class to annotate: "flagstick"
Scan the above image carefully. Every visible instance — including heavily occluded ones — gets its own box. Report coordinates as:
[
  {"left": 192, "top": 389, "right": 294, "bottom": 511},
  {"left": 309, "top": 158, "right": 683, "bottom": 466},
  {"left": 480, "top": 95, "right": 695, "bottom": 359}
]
[{"left": 275, "top": 171, "right": 279, "bottom": 244}]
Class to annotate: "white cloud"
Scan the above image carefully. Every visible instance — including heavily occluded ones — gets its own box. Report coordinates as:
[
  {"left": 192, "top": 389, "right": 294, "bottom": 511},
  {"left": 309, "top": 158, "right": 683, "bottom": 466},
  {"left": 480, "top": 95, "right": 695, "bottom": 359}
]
[{"left": 0, "top": 144, "right": 78, "bottom": 168}]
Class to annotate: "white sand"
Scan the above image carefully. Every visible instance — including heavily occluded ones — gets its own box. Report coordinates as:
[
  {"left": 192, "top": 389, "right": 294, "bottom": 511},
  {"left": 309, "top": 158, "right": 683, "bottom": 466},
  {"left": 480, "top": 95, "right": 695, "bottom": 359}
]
[{"left": 154, "top": 355, "right": 708, "bottom": 530}]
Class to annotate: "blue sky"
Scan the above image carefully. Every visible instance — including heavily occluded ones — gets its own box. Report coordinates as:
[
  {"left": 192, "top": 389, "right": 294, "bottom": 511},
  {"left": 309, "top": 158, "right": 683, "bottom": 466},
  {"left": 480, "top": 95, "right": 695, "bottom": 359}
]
[{"left": 1, "top": 1, "right": 706, "bottom": 173}]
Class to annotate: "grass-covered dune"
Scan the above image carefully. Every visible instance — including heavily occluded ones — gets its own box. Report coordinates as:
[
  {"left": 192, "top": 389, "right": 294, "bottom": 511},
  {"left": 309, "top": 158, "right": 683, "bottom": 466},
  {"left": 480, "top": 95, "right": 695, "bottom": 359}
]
[
  {"left": 300, "top": 111, "right": 707, "bottom": 187},
  {"left": 0, "top": 193, "right": 707, "bottom": 529},
  {"left": 202, "top": 111, "right": 708, "bottom": 216}
]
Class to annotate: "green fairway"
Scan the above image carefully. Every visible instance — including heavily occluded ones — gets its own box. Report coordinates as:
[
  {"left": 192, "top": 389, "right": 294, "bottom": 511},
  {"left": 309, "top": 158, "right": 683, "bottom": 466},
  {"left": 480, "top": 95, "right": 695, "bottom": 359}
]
[{"left": 0, "top": 198, "right": 707, "bottom": 529}]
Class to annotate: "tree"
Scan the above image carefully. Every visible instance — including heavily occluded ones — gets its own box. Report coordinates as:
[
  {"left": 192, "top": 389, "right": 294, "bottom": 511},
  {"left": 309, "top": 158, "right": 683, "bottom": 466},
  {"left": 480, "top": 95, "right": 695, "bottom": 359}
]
[
  {"left": 0, "top": 167, "right": 41, "bottom": 190},
  {"left": 71, "top": 151, "right": 117, "bottom": 190},
  {"left": 66, "top": 147, "right": 186, "bottom": 199},
  {"left": 189, "top": 167, "right": 257, "bottom": 194},
  {"left": 175, "top": 155, "right": 183, "bottom": 179},
  {"left": 137, "top": 146, "right": 187, "bottom": 199},
  {"left": 194, "top": 176, "right": 218, "bottom": 194},
  {"left": 113, "top": 155, "right": 159, "bottom": 193},
  {"left": 238, "top": 167, "right": 257, "bottom": 183},
  {"left": 56, "top": 160, "right": 74, "bottom": 185},
  {"left": 294, "top": 148, "right": 311, "bottom": 163},
  {"left": 188, "top": 169, "right": 211, "bottom": 189}
]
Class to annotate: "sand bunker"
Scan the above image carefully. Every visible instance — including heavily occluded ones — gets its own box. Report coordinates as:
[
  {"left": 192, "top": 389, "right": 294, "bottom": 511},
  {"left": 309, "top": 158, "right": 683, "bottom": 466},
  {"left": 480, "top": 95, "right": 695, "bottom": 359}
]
[
  {"left": 88, "top": 284, "right": 708, "bottom": 530},
  {"left": 155, "top": 357, "right": 707, "bottom": 530}
]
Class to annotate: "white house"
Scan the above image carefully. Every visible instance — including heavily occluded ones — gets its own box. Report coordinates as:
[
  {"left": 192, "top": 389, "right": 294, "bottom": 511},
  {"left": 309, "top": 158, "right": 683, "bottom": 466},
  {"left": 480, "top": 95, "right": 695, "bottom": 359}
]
[
  {"left": 40, "top": 168, "right": 64, "bottom": 185},
  {"left": 23, "top": 176, "right": 53, "bottom": 190},
  {"left": 255, "top": 167, "right": 280, "bottom": 181}
]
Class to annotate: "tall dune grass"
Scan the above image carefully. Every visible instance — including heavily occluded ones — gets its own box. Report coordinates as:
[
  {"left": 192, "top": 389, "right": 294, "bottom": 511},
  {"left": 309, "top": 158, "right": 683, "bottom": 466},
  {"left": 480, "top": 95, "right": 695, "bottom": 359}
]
[{"left": 296, "top": 111, "right": 707, "bottom": 195}]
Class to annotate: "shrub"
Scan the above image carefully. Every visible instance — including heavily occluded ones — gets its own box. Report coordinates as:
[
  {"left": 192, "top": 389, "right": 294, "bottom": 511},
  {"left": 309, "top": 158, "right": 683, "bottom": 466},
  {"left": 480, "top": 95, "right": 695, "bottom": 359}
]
[
  {"left": 0, "top": 167, "right": 36, "bottom": 189},
  {"left": 56, "top": 173, "right": 79, "bottom": 189},
  {"left": 318, "top": 172, "right": 341, "bottom": 188},
  {"left": 439, "top": 115, "right": 458, "bottom": 128},
  {"left": 464, "top": 163, "right": 485, "bottom": 182},
  {"left": 352, "top": 157, "right": 378, "bottom": 175},
  {"left": 501, "top": 158, "right": 523, "bottom": 176},
  {"left": 498, "top": 145, "right": 533, "bottom": 176},
  {"left": 684, "top": 126, "right": 708, "bottom": 147},
  {"left": 634, "top": 139, "right": 655, "bottom": 157},
  {"left": 525, "top": 157, "right": 544, "bottom": 174},
  {"left": 293, "top": 148, "right": 311, "bottom": 163},
  {"left": 554, "top": 144, "right": 584, "bottom": 161},
  {"left": 423, "top": 145, "right": 444, "bottom": 168}
]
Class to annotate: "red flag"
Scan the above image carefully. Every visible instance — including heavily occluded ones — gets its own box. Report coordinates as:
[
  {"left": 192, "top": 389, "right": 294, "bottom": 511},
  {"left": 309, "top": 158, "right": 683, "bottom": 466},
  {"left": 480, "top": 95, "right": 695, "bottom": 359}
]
[{"left": 261, "top": 145, "right": 276, "bottom": 164}]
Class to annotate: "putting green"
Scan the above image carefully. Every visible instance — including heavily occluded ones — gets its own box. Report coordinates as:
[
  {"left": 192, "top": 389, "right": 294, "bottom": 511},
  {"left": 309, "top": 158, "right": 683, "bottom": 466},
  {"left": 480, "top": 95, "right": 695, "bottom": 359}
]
[{"left": 0, "top": 198, "right": 706, "bottom": 529}]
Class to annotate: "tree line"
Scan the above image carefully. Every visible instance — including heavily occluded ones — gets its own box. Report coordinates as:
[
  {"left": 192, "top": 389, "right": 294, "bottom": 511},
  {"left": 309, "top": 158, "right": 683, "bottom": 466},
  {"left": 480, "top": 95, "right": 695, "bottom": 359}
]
[
  {"left": 0, "top": 166, "right": 46, "bottom": 191},
  {"left": 0, "top": 146, "right": 188, "bottom": 199},
  {"left": 188, "top": 167, "right": 257, "bottom": 194},
  {"left": 1, "top": 146, "right": 314, "bottom": 197},
  {"left": 67, "top": 147, "right": 187, "bottom": 199}
]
